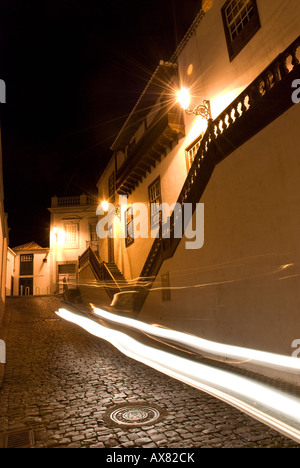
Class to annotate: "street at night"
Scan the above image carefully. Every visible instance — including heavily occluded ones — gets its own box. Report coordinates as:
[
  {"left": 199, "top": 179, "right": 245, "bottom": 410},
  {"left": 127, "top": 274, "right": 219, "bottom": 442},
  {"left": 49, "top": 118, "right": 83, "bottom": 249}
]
[
  {"left": 0, "top": 296, "right": 298, "bottom": 449},
  {"left": 1, "top": 0, "right": 300, "bottom": 454}
]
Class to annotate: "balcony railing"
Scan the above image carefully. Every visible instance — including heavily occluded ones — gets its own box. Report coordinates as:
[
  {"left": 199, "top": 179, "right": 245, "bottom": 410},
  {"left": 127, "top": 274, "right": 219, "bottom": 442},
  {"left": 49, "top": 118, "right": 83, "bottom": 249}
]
[
  {"left": 140, "top": 35, "right": 300, "bottom": 282},
  {"left": 51, "top": 194, "right": 98, "bottom": 207},
  {"left": 78, "top": 247, "right": 120, "bottom": 300}
]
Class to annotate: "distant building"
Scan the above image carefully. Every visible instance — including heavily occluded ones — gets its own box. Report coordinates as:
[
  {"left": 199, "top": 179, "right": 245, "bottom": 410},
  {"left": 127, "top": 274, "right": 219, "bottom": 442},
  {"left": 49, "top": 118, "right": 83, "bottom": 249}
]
[
  {"left": 48, "top": 194, "right": 98, "bottom": 296},
  {"left": 12, "top": 242, "right": 50, "bottom": 296}
]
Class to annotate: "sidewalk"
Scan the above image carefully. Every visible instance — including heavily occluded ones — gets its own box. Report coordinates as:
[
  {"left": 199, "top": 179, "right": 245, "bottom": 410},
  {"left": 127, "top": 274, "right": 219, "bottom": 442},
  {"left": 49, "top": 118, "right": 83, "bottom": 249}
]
[{"left": 0, "top": 296, "right": 298, "bottom": 448}]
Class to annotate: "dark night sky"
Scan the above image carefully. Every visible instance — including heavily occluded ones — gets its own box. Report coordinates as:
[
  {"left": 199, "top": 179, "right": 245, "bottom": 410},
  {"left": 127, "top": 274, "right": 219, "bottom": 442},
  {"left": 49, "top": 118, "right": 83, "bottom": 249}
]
[{"left": 0, "top": 0, "right": 202, "bottom": 248}]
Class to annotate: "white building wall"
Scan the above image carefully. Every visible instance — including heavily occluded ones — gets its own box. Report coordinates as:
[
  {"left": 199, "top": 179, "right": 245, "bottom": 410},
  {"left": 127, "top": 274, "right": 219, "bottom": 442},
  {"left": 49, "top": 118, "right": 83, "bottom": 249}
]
[
  {"left": 49, "top": 197, "right": 98, "bottom": 294},
  {"left": 5, "top": 248, "right": 15, "bottom": 296},
  {"left": 178, "top": 0, "right": 300, "bottom": 125},
  {"left": 13, "top": 249, "right": 50, "bottom": 296},
  {"left": 139, "top": 103, "right": 300, "bottom": 384}
]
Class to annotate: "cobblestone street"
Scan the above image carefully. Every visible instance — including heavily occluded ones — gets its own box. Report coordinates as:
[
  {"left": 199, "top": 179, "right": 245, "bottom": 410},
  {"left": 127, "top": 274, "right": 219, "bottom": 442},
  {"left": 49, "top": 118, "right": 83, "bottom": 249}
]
[{"left": 0, "top": 296, "right": 298, "bottom": 449}]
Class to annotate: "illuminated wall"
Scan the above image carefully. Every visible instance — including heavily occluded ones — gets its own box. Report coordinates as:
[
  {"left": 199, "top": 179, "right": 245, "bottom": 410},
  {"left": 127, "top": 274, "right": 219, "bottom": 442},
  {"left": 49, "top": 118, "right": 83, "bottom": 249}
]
[
  {"left": 140, "top": 103, "right": 300, "bottom": 383},
  {"left": 49, "top": 195, "right": 98, "bottom": 294}
]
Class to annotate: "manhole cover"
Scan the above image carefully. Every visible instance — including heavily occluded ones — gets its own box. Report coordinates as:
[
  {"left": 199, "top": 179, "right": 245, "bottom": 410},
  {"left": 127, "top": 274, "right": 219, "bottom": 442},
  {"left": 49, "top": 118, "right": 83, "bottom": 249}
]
[{"left": 104, "top": 402, "right": 166, "bottom": 427}]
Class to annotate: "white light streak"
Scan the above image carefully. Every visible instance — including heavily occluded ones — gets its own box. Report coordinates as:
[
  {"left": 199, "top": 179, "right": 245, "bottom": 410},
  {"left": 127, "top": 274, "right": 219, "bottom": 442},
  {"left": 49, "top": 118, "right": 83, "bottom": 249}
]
[
  {"left": 92, "top": 306, "right": 300, "bottom": 373},
  {"left": 56, "top": 308, "right": 300, "bottom": 443}
]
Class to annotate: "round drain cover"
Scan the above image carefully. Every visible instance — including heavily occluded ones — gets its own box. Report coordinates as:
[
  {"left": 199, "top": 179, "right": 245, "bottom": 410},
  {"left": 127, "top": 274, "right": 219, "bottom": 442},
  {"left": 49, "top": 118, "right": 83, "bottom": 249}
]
[{"left": 104, "top": 402, "right": 165, "bottom": 427}]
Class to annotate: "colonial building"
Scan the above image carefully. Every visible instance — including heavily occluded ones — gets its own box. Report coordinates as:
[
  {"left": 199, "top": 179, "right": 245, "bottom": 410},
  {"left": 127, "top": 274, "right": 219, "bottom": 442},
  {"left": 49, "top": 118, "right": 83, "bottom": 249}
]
[
  {"left": 78, "top": 0, "right": 300, "bottom": 384},
  {"left": 48, "top": 194, "right": 98, "bottom": 297},
  {"left": 12, "top": 242, "right": 50, "bottom": 296}
]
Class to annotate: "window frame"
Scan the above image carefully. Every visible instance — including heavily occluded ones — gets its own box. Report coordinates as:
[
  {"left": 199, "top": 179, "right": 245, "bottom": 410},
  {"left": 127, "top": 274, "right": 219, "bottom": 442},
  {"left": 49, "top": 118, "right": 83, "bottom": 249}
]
[
  {"left": 221, "top": 0, "right": 261, "bottom": 62},
  {"left": 19, "top": 254, "right": 33, "bottom": 276},
  {"left": 125, "top": 205, "right": 134, "bottom": 248},
  {"left": 108, "top": 171, "right": 115, "bottom": 203},
  {"left": 64, "top": 222, "right": 79, "bottom": 249},
  {"left": 148, "top": 176, "right": 162, "bottom": 231}
]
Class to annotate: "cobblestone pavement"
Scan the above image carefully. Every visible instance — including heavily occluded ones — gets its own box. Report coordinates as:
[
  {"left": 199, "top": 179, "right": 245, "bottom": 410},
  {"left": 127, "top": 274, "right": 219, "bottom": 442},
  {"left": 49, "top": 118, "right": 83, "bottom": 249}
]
[{"left": 0, "top": 296, "right": 298, "bottom": 449}]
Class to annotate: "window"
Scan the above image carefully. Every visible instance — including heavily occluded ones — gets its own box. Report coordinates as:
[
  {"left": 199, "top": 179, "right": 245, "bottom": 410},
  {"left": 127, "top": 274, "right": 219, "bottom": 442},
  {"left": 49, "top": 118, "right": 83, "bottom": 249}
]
[
  {"left": 108, "top": 171, "right": 115, "bottom": 203},
  {"left": 58, "top": 264, "right": 76, "bottom": 275},
  {"left": 125, "top": 206, "right": 134, "bottom": 248},
  {"left": 185, "top": 135, "right": 203, "bottom": 172},
  {"left": 148, "top": 177, "right": 162, "bottom": 229},
  {"left": 20, "top": 254, "right": 33, "bottom": 276},
  {"left": 89, "top": 222, "right": 98, "bottom": 250},
  {"left": 222, "top": 0, "right": 260, "bottom": 61},
  {"left": 64, "top": 223, "right": 79, "bottom": 248}
]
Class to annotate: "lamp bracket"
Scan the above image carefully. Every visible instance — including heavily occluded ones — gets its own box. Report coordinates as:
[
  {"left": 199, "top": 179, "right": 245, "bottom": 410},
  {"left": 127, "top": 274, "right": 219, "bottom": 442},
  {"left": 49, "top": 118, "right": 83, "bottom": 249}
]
[{"left": 185, "top": 100, "right": 211, "bottom": 120}]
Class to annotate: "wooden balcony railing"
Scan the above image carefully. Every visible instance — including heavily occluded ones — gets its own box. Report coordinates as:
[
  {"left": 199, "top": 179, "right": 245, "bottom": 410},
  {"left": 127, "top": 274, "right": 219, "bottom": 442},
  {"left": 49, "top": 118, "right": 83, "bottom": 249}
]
[
  {"left": 78, "top": 247, "right": 121, "bottom": 300},
  {"left": 140, "top": 35, "right": 300, "bottom": 283}
]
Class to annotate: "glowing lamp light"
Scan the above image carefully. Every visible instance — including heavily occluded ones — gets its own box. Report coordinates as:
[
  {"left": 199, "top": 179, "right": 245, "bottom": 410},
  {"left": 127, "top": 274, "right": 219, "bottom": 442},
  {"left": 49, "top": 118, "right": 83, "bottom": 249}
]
[
  {"left": 101, "top": 200, "right": 109, "bottom": 212},
  {"left": 177, "top": 87, "right": 191, "bottom": 110},
  {"left": 177, "top": 87, "right": 212, "bottom": 121}
]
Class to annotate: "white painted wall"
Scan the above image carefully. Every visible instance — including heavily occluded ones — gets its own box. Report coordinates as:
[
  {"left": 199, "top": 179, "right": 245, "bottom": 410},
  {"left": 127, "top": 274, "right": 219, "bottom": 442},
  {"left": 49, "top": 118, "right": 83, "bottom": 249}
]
[
  {"left": 13, "top": 249, "right": 50, "bottom": 296},
  {"left": 49, "top": 201, "right": 98, "bottom": 293},
  {"left": 139, "top": 104, "right": 300, "bottom": 383}
]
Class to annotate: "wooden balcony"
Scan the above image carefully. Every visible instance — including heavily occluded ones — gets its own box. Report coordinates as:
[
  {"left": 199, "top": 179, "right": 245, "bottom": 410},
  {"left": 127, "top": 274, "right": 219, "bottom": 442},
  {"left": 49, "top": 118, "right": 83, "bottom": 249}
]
[
  {"left": 140, "top": 35, "right": 300, "bottom": 281},
  {"left": 116, "top": 109, "right": 185, "bottom": 195}
]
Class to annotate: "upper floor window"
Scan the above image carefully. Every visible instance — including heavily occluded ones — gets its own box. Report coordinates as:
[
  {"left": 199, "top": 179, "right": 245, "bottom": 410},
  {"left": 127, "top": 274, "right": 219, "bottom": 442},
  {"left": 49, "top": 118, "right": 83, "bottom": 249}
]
[
  {"left": 64, "top": 223, "right": 79, "bottom": 248},
  {"left": 125, "top": 206, "right": 134, "bottom": 248},
  {"left": 148, "top": 177, "right": 162, "bottom": 230},
  {"left": 185, "top": 135, "right": 203, "bottom": 173},
  {"left": 20, "top": 254, "right": 33, "bottom": 276},
  {"left": 108, "top": 171, "right": 115, "bottom": 203},
  {"left": 221, "top": 0, "right": 260, "bottom": 61}
]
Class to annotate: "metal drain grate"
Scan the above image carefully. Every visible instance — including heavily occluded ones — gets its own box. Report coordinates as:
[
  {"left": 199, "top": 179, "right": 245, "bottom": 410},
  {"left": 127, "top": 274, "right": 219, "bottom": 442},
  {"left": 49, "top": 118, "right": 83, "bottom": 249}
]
[
  {"left": 104, "top": 402, "right": 166, "bottom": 427},
  {"left": 3, "top": 429, "right": 35, "bottom": 448}
]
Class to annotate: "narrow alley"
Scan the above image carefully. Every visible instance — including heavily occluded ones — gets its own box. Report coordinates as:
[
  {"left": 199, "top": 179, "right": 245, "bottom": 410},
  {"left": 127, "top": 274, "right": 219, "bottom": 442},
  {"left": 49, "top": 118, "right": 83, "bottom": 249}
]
[{"left": 0, "top": 296, "right": 297, "bottom": 449}]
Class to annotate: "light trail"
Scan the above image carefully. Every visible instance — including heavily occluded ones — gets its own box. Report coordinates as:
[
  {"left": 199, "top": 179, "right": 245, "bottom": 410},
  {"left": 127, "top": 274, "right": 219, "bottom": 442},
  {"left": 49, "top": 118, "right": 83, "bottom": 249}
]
[
  {"left": 56, "top": 308, "right": 300, "bottom": 443},
  {"left": 92, "top": 306, "right": 300, "bottom": 373}
]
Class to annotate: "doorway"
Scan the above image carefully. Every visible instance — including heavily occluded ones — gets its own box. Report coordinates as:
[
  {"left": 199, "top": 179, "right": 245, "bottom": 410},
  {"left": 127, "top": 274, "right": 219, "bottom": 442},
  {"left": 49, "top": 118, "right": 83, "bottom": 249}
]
[
  {"left": 19, "top": 278, "right": 33, "bottom": 296},
  {"left": 58, "top": 263, "right": 77, "bottom": 294}
]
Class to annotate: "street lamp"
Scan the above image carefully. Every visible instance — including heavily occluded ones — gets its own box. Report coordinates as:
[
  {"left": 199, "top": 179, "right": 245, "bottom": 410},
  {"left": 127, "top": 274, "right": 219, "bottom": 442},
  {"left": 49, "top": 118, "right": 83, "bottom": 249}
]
[
  {"left": 101, "top": 200, "right": 109, "bottom": 213},
  {"left": 177, "top": 87, "right": 212, "bottom": 120}
]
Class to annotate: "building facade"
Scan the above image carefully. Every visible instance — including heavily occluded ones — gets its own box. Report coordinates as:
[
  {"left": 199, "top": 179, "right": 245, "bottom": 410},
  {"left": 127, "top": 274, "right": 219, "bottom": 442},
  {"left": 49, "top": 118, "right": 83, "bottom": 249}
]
[
  {"left": 48, "top": 194, "right": 98, "bottom": 296},
  {"left": 78, "top": 0, "right": 300, "bottom": 383},
  {"left": 12, "top": 242, "right": 50, "bottom": 296}
]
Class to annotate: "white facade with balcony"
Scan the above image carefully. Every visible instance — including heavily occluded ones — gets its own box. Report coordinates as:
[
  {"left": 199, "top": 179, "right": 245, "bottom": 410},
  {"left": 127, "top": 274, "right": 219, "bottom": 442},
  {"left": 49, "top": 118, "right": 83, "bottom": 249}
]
[{"left": 48, "top": 193, "right": 98, "bottom": 295}]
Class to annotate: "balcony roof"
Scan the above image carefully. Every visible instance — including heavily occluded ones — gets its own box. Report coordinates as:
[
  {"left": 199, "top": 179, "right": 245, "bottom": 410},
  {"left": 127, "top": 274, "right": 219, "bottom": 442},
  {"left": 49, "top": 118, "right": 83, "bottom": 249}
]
[
  {"left": 111, "top": 61, "right": 178, "bottom": 152},
  {"left": 116, "top": 108, "right": 185, "bottom": 195}
]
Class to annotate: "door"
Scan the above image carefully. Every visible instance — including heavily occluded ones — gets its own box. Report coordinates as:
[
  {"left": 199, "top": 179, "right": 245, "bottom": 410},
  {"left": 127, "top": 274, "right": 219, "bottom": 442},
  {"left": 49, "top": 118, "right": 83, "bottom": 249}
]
[
  {"left": 19, "top": 278, "right": 33, "bottom": 296},
  {"left": 58, "top": 264, "right": 77, "bottom": 293},
  {"left": 108, "top": 225, "right": 114, "bottom": 263}
]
